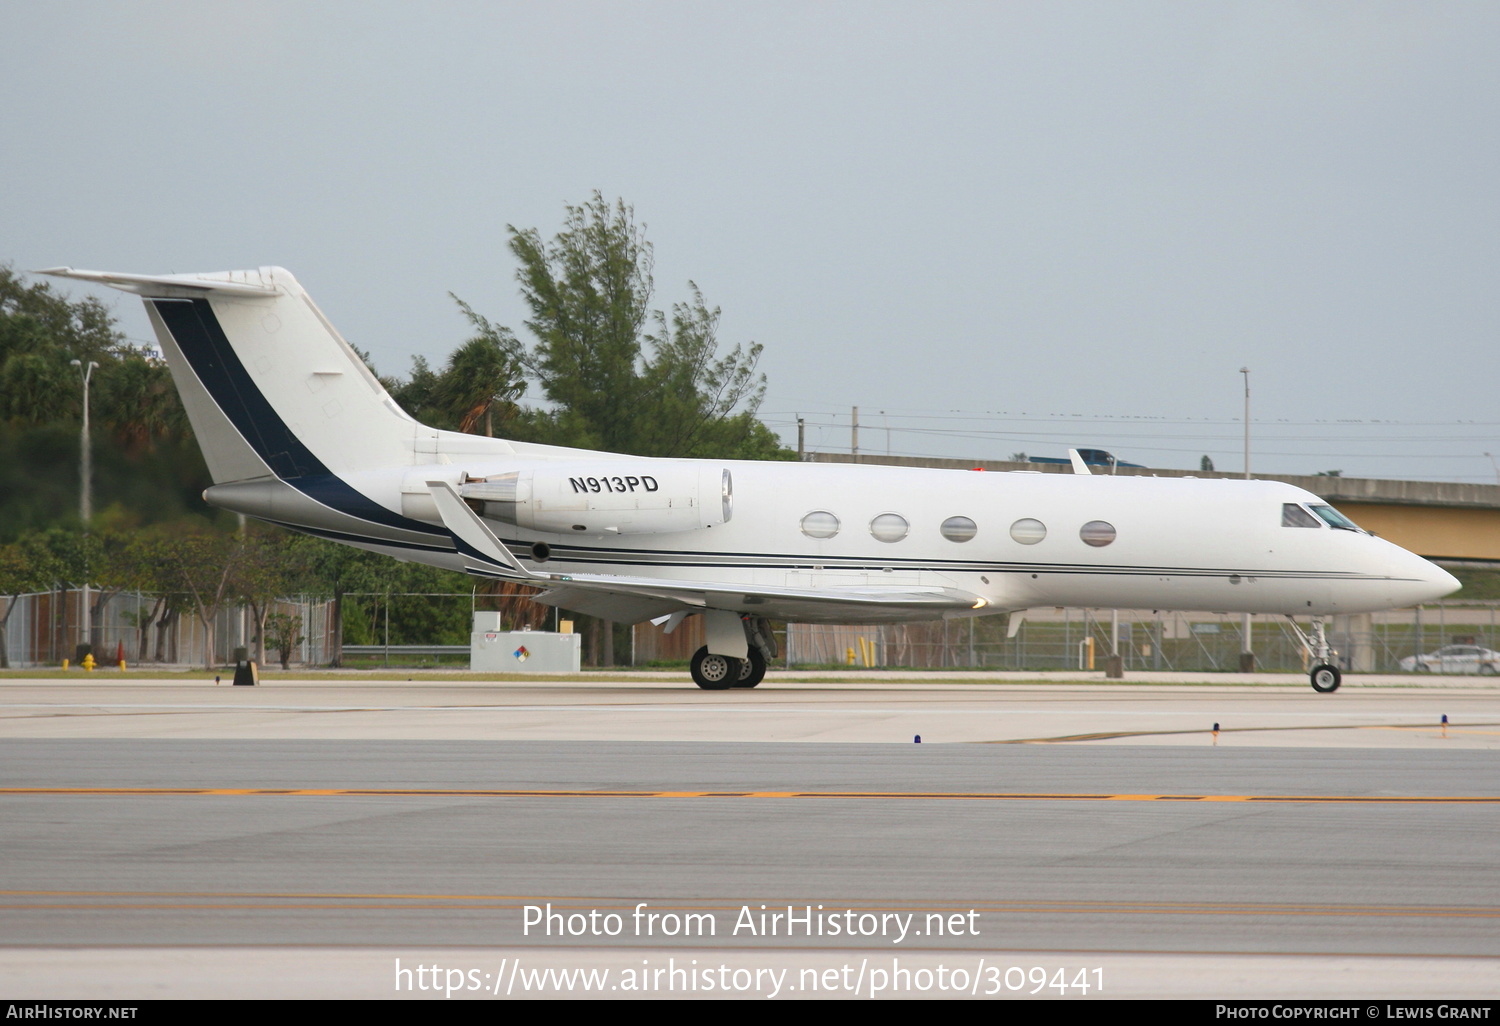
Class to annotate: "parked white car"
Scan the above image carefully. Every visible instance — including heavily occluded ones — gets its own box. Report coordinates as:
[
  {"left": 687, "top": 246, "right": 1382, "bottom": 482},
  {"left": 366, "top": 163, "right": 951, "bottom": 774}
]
[{"left": 1399, "top": 645, "right": 1500, "bottom": 674}]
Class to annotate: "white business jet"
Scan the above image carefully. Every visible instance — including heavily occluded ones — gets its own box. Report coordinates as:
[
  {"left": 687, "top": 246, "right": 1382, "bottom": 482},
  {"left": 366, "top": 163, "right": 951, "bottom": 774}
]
[{"left": 41, "top": 266, "right": 1458, "bottom": 692}]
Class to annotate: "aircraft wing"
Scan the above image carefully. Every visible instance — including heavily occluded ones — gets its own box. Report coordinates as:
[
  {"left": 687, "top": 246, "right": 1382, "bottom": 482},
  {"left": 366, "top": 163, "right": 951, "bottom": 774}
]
[{"left": 427, "top": 480, "right": 987, "bottom": 623}]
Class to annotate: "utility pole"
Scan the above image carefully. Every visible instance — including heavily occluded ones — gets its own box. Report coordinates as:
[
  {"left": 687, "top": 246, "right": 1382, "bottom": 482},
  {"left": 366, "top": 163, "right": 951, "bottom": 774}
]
[
  {"left": 1239, "top": 366, "right": 1254, "bottom": 672},
  {"left": 796, "top": 417, "right": 805, "bottom": 460},
  {"left": 1240, "top": 366, "right": 1251, "bottom": 479},
  {"left": 851, "top": 406, "right": 859, "bottom": 463},
  {"left": 70, "top": 359, "right": 98, "bottom": 656}
]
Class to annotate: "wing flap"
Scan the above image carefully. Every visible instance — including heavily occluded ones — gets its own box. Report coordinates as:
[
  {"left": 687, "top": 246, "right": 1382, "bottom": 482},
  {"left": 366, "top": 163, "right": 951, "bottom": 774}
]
[{"left": 534, "top": 571, "right": 986, "bottom": 624}]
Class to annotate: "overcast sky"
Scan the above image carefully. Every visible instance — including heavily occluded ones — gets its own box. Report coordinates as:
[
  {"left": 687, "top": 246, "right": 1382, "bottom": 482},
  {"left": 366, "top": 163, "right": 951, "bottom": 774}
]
[{"left": 5, "top": 2, "right": 1499, "bottom": 482}]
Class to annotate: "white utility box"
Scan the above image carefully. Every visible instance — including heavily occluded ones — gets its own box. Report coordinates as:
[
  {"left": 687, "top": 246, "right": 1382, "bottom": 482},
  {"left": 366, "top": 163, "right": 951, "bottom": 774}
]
[{"left": 470, "top": 613, "right": 581, "bottom": 673}]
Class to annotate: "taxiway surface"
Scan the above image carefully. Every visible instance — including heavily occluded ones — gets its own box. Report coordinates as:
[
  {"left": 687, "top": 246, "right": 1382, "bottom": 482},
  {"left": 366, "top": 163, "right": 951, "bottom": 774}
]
[{"left": 2, "top": 674, "right": 1498, "bottom": 999}]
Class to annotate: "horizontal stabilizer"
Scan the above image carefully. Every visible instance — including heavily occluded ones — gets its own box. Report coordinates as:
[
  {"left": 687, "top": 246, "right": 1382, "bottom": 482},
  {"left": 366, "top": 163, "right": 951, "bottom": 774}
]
[{"left": 37, "top": 267, "right": 279, "bottom": 298}]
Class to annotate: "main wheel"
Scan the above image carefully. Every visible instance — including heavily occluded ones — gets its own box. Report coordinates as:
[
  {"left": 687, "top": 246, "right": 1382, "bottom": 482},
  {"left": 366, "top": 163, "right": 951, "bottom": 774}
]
[
  {"left": 1310, "top": 663, "right": 1342, "bottom": 693},
  {"left": 690, "top": 646, "right": 739, "bottom": 690},
  {"left": 732, "top": 647, "right": 767, "bottom": 688}
]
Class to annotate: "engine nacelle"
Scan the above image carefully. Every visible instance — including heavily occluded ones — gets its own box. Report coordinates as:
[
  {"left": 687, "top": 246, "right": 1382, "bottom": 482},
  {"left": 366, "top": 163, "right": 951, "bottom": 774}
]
[{"left": 456, "top": 461, "right": 732, "bottom": 536}]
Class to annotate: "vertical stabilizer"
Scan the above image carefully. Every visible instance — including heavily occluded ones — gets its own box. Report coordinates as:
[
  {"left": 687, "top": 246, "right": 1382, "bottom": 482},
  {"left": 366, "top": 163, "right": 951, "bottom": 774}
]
[{"left": 39, "top": 266, "right": 426, "bottom": 485}]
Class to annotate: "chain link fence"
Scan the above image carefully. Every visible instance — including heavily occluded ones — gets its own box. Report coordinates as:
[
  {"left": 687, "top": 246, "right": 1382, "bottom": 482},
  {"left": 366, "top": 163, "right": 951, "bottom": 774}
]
[
  {"left": 0, "top": 589, "right": 333, "bottom": 668},
  {"left": 786, "top": 604, "right": 1500, "bottom": 673}
]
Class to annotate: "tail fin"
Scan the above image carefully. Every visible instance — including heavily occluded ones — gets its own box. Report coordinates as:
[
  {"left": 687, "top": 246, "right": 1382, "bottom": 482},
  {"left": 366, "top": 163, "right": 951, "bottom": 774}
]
[{"left": 39, "top": 266, "right": 430, "bottom": 485}]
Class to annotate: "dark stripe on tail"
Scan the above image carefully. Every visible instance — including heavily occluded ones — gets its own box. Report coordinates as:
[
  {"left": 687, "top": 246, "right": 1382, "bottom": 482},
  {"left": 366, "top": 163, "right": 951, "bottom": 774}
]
[{"left": 151, "top": 298, "right": 445, "bottom": 539}]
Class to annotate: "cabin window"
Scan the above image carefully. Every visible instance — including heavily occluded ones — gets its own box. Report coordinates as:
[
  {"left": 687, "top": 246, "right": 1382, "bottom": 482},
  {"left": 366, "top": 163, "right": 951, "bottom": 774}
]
[
  {"left": 940, "top": 516, "right": 978, "bottom": 542},
  {"left": 1010, "top": 518, "right": 1046, "bottom": 544},
  {"left": 800, "top": 510, "right": 840, "bottom": 539},
  {"left": 1281, "top": 503, "right": 1321, "bottom": 528},
  {"left": 1080, "top": 520, "right": 1116, "bottom": 547},
  {"left": 1308, "top": 504, "right": 1362, "bottom": 532},
  {"left": 870, "top": 512, "right": 909, "bottom": 543}
]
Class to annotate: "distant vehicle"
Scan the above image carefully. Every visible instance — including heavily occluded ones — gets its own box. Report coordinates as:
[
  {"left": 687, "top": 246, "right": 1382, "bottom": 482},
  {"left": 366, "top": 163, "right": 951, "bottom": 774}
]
[
  {"left": 1399, "top": 645, "right": 1500, "bottom": 675},
  {"left": 1028, "top": 449, "right": 1145, "bottom": 471}
]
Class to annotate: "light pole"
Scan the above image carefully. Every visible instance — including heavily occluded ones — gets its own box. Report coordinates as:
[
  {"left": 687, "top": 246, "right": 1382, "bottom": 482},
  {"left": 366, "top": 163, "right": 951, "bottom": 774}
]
[
  {"left": 70, "top": 359, "right": 98, "bottom": 656},
  {"left": 1239, "top": 366, "right": 1253, "bottom": 671}
]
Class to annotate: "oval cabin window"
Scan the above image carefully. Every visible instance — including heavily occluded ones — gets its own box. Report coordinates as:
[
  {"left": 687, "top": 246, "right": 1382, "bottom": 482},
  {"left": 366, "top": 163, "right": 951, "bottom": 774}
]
[
  {"left": 1010, "top": 518, "right": 1047, "bottom": 545},
  {"left": 800, "top": 510, "right": 840, "bottom": 539},
  {"left": 940, "top": 516, "right": 978, "bottom": 542},
  {"left": 1080, "top": 520, "right": 1117, "bottom": 547},
  {"left": 870, "top": 513, "right": 909, "bottom": 543}
]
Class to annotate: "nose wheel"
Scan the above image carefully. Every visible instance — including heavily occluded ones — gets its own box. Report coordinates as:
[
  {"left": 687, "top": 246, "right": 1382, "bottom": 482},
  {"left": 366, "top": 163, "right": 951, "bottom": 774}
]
[
  {"left": 1310, "top": 663, "right": 1342, "bottom": 692},
  {"left": 1286, "top": 616, "right": 1342, "bottom": 693}
]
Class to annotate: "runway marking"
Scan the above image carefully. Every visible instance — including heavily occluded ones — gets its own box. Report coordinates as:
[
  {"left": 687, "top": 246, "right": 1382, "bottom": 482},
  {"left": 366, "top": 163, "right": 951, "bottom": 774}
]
[
  {"left": 1, "top": 891, "right": 1497, "bottom": 920},
  {"left": 989, "top": 721, "right": 1500, "bottom": 743},
  {"left": 3, "top": 787, "right": 1499, "bottom": 803}
]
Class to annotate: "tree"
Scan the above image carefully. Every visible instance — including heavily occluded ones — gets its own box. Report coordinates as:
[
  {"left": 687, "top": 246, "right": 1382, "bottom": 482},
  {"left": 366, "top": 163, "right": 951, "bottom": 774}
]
[
  {"left": 150, "top": 524, "right": 251, "bottom": 669},
  {"left": 455, "top": 193, "right": 791, "bottom": 460},
  {"left": 263, "top": 612, "right": 305, "bottom": 670},
  {"left": 0, "top": 532, "right": 60, "bottom": 668},
  {"left": 0, "top": 267, "right": 209, "bottom": 541},
  {"left": 292, "top": 534, "right": 390, "bottom": 666},
  {"left": 1200, "top": 455, "right": 1215, "bottom": 473},
  {"left": 382, "top": 338, "right": 524, "bottom": 437},
  {"left": 233, "top": 527, "right": 306, "bottom": 666}
]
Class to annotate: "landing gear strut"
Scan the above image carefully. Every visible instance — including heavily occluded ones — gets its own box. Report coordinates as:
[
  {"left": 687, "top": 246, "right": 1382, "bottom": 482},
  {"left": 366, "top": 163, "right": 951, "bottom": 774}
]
[{"left": 1285, "top": 616, "right": 1341, "bottom": 693}]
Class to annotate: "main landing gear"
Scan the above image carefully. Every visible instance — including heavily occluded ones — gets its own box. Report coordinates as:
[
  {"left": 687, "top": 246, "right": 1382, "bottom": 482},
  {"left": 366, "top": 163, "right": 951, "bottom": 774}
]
[
  {"left": 689, "top": 615, "right": 774, "bottom": 690},
  {"left": 690, "top": 644, "right": 768, "bottom": 689},
  {"left": 1285, "top": 616, "right": 1341, "bottom": 693}
]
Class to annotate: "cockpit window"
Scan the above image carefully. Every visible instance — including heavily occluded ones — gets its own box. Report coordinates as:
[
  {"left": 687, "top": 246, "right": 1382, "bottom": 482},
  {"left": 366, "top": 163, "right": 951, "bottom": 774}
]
[
  {"left": 1281, "top": 503, "right": 1321, "bottom": 528},
  {"left": 1308, "top": 504, "right": 1362, "bottom": 532}
]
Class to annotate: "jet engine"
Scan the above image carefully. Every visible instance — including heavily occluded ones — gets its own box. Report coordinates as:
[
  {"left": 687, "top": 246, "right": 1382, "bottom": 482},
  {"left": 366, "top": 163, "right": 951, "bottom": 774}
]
[{"left": 455, "top": 462, "right": 732, "bottom": 536}]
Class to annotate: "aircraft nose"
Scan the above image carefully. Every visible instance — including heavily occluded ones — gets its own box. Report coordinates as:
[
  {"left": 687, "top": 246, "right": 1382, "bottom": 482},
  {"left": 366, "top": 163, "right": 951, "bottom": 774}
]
[{"left": 1393, "top": 550, "right": 1460, "bottom": 606}]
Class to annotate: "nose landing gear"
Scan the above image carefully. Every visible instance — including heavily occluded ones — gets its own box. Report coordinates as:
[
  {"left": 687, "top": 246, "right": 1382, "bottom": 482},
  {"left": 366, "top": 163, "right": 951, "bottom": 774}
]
[{"left": 1286, "top": 616, "right": 1341, "bottom": 692}]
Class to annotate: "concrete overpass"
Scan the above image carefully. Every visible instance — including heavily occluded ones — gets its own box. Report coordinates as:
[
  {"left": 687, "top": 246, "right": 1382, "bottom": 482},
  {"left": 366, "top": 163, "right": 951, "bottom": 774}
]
[{"left": 809, "top": 453, "right": 1500, "bottom": 563}]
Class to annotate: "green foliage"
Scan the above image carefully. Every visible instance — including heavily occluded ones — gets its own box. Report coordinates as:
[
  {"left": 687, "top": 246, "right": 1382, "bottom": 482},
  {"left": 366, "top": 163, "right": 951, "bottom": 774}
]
[
  {"left": 0, "top": 266, "right": 208, "bottom": 541},
  {"left": 381, "top": 333, "right": 525, "bottom": 436},
  {"left": 0, "top": 530, "right": 64, "bottom": 667},
  {"left": 288, "top": 534, "right": 473, "bottom": 656},
  {"left": 263, "top": 612, "right": 305, "bottom": 670},
  {"left": 453, "top": 193, "right": 793, "bottom": 460}
]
